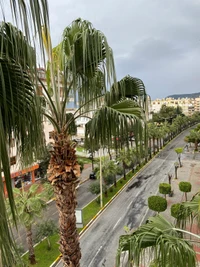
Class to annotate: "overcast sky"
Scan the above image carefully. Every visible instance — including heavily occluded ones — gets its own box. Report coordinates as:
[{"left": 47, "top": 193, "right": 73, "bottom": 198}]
[{"left": 4, "top": 0, "right": 200, "bottom": 100}]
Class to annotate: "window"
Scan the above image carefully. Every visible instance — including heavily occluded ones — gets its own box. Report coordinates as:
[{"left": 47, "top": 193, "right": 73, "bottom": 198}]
[{"left": 10, "top": 156, "right": 16, "bottom": 165}]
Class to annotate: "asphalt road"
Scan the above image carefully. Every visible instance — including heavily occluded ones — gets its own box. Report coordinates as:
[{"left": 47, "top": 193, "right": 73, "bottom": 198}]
[{"left": 55, "top": 129, "right": 190, "bottom": 267}]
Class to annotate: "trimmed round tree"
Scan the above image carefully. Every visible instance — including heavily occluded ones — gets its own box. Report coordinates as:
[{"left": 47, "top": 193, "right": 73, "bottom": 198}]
[
  {"left": 179, "top": 182, "right": 192, "bottom": 201},
  {"left": 148, "top": 196, "right": 167, "bottom": 213},
  {"left": 159, "top": 183, "right": 171, "bottom": 199}
]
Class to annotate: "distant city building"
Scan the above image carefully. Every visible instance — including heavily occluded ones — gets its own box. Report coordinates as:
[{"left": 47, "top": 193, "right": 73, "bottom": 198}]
[{"left": 150, "top": 96, "right": 200, "bottom": 116}]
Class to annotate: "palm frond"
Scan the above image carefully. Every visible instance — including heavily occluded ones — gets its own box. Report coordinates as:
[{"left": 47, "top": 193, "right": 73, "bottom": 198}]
[
  {"left": 62, "top": 18, "right": 117, "bottom": 107},
  {"left": 116, "top": 215, "right": 197, "bottom": 267},
  {"left": 0, "top": 22, "right": 45, "bottom": 266},
  {"left": 105, "top": 75, "right": 148, "bottom": 109},
  {"left": 85, "top": 99, "right": 145, "bottom": 150}
]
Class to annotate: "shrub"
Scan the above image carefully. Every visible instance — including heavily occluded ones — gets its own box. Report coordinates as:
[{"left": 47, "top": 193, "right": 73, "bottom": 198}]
[
  {"left": 159, "top": 183, "right": 171, "bottom": 198},
  {"left": 89, "top": 182, "right": 100, "bottom": 195},
  {"left": 179, "top": 181, "right": 192, "bottom": 201},
  {"left": 148, "top": 196, "right": 167, "bottom": 213},
  {"left": 179, "top": 182, "right": 192, "bottom": 193},
  {"left": 34, "top": 220, "right": 58, "bottom": 250}
]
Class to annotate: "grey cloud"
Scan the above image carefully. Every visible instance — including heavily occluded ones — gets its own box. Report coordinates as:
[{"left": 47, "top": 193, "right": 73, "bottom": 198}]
[{"left": 47, "top": 1, "right": 200, "bottom": 99}]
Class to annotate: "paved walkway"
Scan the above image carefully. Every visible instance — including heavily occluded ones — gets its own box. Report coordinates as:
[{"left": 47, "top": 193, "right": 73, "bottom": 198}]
[{"left": 161, "top": 145, "right": 200, "bottom": 261}]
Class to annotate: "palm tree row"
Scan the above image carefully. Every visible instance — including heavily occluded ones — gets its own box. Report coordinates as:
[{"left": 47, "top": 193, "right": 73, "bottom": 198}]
[{"left": 147, "top": 113, "right": 200, "bottom": 157}]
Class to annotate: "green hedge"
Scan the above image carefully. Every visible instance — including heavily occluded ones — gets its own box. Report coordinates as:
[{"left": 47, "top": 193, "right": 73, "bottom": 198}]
[
  {"left": 159, "top": 183, "right": 171, "bottom": 195},
  {"left": 148, "top": 196, "right": 167, "bottom": 212},
  {"left": 179, "top": 182, "right": 192, "bottom": 193}
]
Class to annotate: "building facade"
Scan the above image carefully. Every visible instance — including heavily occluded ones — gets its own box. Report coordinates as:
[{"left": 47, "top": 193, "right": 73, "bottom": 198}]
[{"left": 150, "top": 97, "right": 199, "bottom": 116}]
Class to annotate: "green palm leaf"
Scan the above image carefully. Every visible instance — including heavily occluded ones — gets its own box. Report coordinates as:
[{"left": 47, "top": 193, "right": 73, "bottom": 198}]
[
  {"left": 85, "top": 99, "right": 145, "bottom": 149},
  {"left": 116, "top": 215, "right": 197, "bottom": 267}
]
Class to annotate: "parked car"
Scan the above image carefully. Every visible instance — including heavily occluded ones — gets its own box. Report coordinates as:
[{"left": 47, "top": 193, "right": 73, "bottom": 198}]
[{"left": 89, "top": 172, "right": 96, "bottom": 179}]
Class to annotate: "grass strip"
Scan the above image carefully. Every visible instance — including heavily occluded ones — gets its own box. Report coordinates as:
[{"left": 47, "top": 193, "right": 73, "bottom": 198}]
[{"left": 20, "top": 235, "right": 60, "bottom": 266}]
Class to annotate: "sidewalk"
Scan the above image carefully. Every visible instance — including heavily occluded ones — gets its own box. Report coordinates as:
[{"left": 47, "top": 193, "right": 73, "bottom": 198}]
[{"left": 161, "top": 145, "right": 200, "bottom": 261}]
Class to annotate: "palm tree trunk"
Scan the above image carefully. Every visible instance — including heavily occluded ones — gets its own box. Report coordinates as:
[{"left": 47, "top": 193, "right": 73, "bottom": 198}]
[
  {"left": 104, "top": 186, "right": 108, "bottom": 197},
  {"left": 114, "top": 175, "right": 117, "bottom": 187},
  {"left": 157, "top": 138, "right": 159, "bottom": 152},
  {"left": 108, "top": 148, "right": 112, "bottom": 160},
  {"left": 195, "top": 141, "right": 198, "bottom": 151},
  {"left": 123, "top": 162, "right": 126, "bottom": 180},
  {"left": 48, "top": 132, "right": 81, "bottom": 267},
  {"left": 26, "top": 226, "right": 36, "bottom": 265},
  {"left": 159, "top": 138, "right": 162, "bottom": 149},
  {"left": 149, "top": 138, "right": 152, "bottom": 158},
  {"left": 153, "top": 137, "right": 155, "bottom": 155},
  {"left": 91, "top": 154, "right": 94, "bottom": 172}
]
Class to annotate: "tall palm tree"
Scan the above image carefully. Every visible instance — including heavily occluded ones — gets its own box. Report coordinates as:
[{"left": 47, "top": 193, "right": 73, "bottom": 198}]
[
  {"left": 186, "top": 129, "right": 200, "bottom": 151},
  {"left": 41, "top": 19, "right": 148, "bottom": 266},
  {"left": 0, "top": 22, "right": 46, "bottom": 265},
  {"left": 0, "top": 2, "right": 49, "bottom": 265},
  {"left": 148, "top": 123, "right": 158, "bottom": 155},
  {"left": 116, "top": 215, "right": 199, "bottom": 267}
]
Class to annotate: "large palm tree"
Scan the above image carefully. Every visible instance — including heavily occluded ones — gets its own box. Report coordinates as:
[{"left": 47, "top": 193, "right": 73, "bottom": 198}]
[
  {"left": 41, "top": 19, "right": 148, "bottom": 266},
  {"left": 0, "top": 22, "right": 46, "bottom": 265},
  {"left": 0, "top": 2, "right": 49, "bottom": 265},
  {"left": 116, "top": 215, "right": 199, "bottom": 267}
]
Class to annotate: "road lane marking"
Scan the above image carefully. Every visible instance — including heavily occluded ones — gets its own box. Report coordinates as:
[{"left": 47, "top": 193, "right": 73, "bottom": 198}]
[
  {"left": 126, "top": 191, "right": 139, "bottom": 210},
  {"left": 88, "top": 245, "right": 103, "bottom": 267},
  {"left": 113, "top": 217, "right": 122, "bottom": 230}
]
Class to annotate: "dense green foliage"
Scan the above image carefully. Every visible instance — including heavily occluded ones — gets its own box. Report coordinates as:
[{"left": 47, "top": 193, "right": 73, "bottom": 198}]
[
  {"left": 159, "top": 183, "right": 171, "bottom": 197},
  {"left": 179, "top": 182, "right": 192, "bottom": 193},
  {"left": 175, "top": 147, "right": 184, "bottom": 154},
  {"left": 152, "top": 104, "right": 183, "bottom": 123},
  {"left": 148, "top": 196, "right": 167, "bottom": 212},
  {"left": 117, "top": 215, "right": 197, "bottom": 267},
  {"left": 34, "top": 220, "right": 58, "bottom": 250}
]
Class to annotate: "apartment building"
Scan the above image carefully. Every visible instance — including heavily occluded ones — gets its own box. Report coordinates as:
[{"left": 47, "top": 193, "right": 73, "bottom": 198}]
[{"left": 151, "top": 97, "right": 197, "bottom": 116}]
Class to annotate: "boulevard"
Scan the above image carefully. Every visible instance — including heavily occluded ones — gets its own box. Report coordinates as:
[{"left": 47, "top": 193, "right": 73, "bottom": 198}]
[{"left": 56, "top": 129, "right": 191, "bottom": 267}]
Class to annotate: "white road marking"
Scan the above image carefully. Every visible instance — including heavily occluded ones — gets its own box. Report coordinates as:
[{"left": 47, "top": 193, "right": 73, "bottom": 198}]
[
  {"left": 113, "top": 217, "right": 122, "bottom": 230},
  {"left": 127, "top": 191, "right": 140, "bottom": 210},
  {"left": 88, "top": 245, "right": 103, "bottom": 267}
]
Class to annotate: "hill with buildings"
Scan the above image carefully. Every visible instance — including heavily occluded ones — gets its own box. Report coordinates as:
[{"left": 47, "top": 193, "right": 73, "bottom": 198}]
[{"left": 167, "top": 92, "right": 200, "bottom": 99}]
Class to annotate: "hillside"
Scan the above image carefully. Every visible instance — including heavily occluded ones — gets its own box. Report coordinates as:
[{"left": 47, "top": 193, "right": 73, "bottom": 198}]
[{"left": 167, "top": 92, "right": 200, "bottom": 99}]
